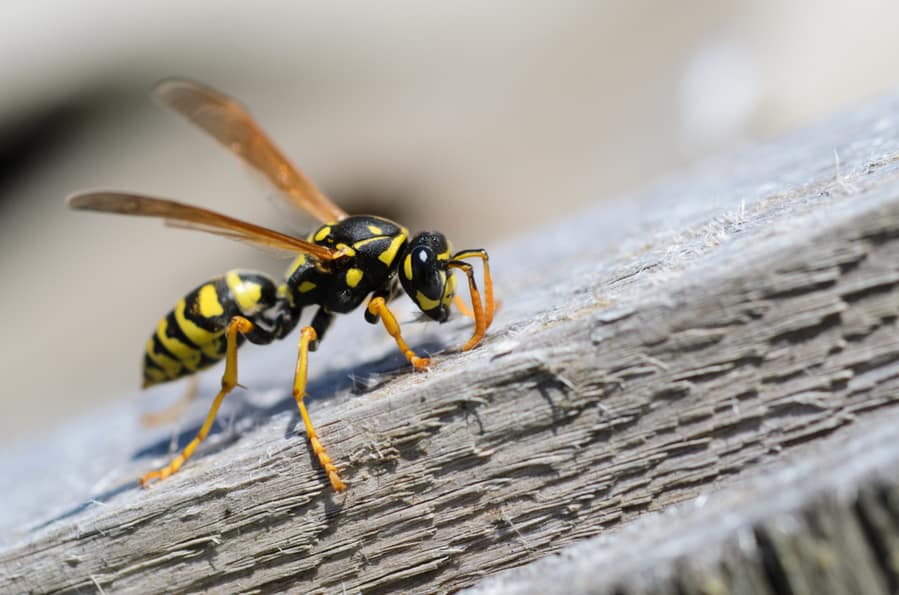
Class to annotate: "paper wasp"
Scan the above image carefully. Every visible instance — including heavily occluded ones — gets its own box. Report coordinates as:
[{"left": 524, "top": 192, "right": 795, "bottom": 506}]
[{"left": 68, "top": 79, "right": 496, "bottom": 492}]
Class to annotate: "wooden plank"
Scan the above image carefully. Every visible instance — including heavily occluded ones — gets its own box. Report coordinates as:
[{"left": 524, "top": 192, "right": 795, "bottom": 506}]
[
  {"left": 2, "top": 91, "right": 899, "bottom": 593},
  {"left": 465, "top": 407, "right": 899, "bottom": 595}
]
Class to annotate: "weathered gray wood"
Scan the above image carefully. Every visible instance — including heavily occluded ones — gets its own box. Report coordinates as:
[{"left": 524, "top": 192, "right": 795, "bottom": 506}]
[
  {"left": 2, "top": 91, "right": 899, "bottom": 593},
  {"left": 464, "top": 405, "right": 899, "bottom": 595}
]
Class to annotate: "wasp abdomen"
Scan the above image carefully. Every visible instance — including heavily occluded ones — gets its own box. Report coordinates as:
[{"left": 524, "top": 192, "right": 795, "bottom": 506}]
[{"left": 143, "top": 270, "right": 278, "bottom": 387}]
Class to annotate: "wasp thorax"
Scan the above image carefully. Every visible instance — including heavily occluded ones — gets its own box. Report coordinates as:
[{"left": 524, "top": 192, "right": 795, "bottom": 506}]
[{"left": 400, "top": 231, "right": 455, "bottom": 322}]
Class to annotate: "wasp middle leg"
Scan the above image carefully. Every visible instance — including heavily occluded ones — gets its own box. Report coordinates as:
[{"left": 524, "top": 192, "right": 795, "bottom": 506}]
[
  {"left": 292, "top": 314, "right": 346, "bottom": 493},
  {"left": 367, "top": 295, "right": 431, "bottom": 369}
]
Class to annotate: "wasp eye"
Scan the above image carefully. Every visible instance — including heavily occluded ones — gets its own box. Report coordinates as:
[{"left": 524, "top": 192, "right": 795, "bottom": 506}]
[
  {"left": 412, "top": 246, "right": 435, "bottom": 274},
  {"left": 400, "top": 230, "right": 451, "bottom": 321}
]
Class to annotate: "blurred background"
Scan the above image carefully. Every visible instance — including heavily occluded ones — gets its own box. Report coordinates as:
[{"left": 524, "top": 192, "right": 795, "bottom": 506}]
[{"left": 2, "top": 0, "right": 899, "bottom": 447}]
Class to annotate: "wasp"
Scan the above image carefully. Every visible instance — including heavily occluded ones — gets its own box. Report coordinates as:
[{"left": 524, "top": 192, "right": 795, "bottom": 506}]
[{"left": 68, "top": 79, "right": 496, "bottom": 492}]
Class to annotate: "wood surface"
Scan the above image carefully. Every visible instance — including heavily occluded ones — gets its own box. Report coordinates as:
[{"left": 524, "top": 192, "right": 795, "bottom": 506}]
[{"left": 2, "top": 91, "right": 899, "bottom": 594}]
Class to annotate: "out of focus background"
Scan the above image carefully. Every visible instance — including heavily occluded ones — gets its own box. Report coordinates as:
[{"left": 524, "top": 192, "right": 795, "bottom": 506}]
[{"left": 2, "top": 1, "right": 899, "bottom": 447}]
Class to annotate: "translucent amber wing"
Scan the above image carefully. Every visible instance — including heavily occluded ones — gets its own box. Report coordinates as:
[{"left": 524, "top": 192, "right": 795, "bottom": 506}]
[
  {"left": 68, "top": 192, "right": 337, "bottom": 260},
  {"left": 155, "top": 78, "right": 348, "bottom": 224}
]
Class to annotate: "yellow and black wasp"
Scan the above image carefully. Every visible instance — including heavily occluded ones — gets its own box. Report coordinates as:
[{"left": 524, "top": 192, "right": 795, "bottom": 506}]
[{"left": 68, "top": 79, "right": 496, "bottom": 492}]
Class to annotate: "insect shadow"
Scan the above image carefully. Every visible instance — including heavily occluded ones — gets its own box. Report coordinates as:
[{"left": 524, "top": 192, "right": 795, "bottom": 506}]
[
  {"left": 35, "top": 339, "right": 449, "bottom": 531},
  {"left": 132, "top": 337, "right": 448, "bottom": 460},
  {"left": 36, "top": 334, "right": 451, "bottom": 537}
]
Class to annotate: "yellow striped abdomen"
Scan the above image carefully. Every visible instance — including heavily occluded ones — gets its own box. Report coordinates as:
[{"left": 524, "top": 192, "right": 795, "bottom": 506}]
[{"left": 142, "top": 270, "right": 277, "bottom": 387}]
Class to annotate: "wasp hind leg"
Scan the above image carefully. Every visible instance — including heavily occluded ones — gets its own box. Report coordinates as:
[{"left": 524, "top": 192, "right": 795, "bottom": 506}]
[
  {"left": 139, "top": 315, "right": 254, "bottom": 487},
  {"left": 292, "top": 323, "right": 346, "bottom": 492},
  {"left": 140, "top": 375, "right": 199, "bottom": 427}
]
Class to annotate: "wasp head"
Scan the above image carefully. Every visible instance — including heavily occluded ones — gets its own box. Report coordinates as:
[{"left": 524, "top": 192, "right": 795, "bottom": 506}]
[{"left": 399, "top": 231, "right": 456, "bottom": 322}]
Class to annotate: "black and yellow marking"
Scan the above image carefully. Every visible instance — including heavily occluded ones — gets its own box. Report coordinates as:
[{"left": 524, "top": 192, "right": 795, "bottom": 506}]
[
  {"left": 137, "top": 217, "right": 496, "bottom": 493},
  {"left": 71, "top": 79, "right": 497, "bottom": 494},
  {"left": 142, "top": 271, "right": 277, "bottom": 388},
  {"left": 141, "top": 315, "right": 254, "bottom": 486}
]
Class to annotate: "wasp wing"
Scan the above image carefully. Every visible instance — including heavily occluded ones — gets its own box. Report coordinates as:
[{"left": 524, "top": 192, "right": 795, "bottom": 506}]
[
  {"left": 154, "top": 78, "right": 348, "bottom": 224},
  {"left": 67, "top": 192, "right": 338, "bottom": 261}
]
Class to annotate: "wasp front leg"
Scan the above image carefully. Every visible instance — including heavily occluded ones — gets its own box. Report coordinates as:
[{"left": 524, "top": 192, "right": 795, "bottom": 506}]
[
  {"left": 453, "top": 294, "right": 475, "bottom": 318},
  {"left": 449, "top": 249, "right": 495, "bottom": 351}
]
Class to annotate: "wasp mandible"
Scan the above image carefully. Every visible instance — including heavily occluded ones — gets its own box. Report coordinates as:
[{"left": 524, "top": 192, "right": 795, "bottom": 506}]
[{"left": 68, "top": 79, "right": 496, "bottom": 492}]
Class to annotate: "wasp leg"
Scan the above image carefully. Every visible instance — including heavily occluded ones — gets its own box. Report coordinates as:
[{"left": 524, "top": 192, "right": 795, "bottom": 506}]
[
  {"left": 293, "top": 326, "right": 346, "bottom": 492},
  {"left": 452, "top": 249, "right": 495, "bottom": 329},
  {"left": 453, "top": 293, "right": 475, "bottom": 318},
  {"left": 140, "top": 375, "right": 199, "bottom": 427},
  {"left": 140, "top": 316, "right": 254, "bottom": 487},
  {"left": 367, "top": 296, "right": 430, "bottom": 369},
  {"left": 450, "top": 255, "right": 494, "bottom": 351},
  {"left": 448, "top": 261, "right": 484, "bottom": 351}
]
